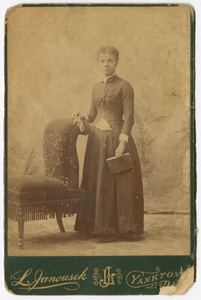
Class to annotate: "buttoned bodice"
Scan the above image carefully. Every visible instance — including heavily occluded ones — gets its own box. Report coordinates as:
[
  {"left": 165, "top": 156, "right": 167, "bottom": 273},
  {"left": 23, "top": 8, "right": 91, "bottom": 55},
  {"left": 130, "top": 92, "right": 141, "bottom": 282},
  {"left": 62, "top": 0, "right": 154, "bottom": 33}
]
[{"left": 87, "top": 75, "right": 134, "bottom": 136}]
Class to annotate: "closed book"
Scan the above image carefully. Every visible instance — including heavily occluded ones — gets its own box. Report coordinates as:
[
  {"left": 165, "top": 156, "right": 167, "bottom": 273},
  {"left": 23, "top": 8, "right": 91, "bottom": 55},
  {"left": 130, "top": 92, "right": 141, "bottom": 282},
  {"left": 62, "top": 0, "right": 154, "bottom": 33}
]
[{"left": 106, "top": 153, "right": 134, "bottom": 174}]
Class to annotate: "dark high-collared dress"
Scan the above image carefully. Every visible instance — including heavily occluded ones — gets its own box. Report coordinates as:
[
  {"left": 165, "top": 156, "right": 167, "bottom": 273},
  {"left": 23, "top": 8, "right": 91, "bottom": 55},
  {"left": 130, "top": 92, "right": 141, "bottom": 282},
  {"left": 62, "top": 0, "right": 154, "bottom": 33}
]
[{"left": 75, "top": 75, "right": 144, "bottom": 236}]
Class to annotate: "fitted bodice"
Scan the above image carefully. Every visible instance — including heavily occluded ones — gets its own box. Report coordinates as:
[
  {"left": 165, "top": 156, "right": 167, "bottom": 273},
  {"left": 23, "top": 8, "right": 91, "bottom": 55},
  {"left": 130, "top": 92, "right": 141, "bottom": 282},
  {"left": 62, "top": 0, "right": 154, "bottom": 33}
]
[
  {"left": 93, "top": 81, "right": 124, "bottom": 128},
  {"left": 87, "top": 75, "right": 134, "bottom": 135}
]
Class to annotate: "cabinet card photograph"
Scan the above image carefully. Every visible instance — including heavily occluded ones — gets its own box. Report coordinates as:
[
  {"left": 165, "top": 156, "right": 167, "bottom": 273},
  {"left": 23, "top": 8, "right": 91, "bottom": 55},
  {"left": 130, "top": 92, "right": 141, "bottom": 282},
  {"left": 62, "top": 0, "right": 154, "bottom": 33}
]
[{"left": 4, "top": 3, "right": 195, "bottom": 296}]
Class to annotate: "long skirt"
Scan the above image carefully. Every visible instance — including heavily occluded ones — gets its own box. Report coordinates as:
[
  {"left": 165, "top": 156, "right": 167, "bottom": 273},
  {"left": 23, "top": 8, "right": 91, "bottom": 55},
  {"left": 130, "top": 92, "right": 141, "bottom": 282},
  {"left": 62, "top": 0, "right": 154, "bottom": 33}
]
[{"left": 75, "top": 126, "right": 144, "bottom": 236}]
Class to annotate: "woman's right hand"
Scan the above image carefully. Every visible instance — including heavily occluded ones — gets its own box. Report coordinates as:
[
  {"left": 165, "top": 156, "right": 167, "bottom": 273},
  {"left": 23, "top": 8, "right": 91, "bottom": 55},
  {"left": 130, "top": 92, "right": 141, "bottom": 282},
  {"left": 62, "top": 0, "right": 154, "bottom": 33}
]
[{"left": 72, "top": 113, "right": 85, "bottom": 132}]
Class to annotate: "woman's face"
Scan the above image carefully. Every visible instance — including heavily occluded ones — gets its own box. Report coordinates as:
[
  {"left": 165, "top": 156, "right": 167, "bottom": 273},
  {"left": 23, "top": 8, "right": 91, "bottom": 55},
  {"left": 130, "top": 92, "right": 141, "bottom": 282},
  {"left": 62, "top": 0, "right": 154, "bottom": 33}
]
[{"left": 98, "top": 52, "right": 118, "bottom": 77}]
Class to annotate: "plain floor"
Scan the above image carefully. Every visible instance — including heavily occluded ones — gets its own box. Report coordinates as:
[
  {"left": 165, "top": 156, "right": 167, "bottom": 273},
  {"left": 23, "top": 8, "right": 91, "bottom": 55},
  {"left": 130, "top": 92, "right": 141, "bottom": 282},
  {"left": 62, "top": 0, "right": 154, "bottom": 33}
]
[{"left": 7, "top": 213, "right": 190, "bottom": 256}]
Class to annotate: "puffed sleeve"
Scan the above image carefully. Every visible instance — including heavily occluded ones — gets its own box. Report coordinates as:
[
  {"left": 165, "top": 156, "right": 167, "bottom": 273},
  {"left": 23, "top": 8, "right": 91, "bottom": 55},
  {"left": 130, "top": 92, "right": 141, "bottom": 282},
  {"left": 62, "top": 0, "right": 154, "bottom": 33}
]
[
  {"left": 120, "top": 81, "right": 134, "bottom": 136},
  {"left": 86, "top": 86, "right": 97, "bottom": 123}
]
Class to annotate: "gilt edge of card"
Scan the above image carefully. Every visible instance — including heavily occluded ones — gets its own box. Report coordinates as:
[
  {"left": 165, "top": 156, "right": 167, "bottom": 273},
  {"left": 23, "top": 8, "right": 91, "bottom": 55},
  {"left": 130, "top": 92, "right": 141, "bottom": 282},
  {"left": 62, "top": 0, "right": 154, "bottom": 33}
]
[{"left": 4, "top": 3, "right": 196, "bottom": 295}]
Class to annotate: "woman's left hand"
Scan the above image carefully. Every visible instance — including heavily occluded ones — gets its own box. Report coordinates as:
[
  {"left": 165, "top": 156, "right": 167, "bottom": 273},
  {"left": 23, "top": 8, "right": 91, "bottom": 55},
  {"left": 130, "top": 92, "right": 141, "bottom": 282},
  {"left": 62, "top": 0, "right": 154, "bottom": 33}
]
[{"left": 115, "top": 141, "right": 127, "bottom": 157}]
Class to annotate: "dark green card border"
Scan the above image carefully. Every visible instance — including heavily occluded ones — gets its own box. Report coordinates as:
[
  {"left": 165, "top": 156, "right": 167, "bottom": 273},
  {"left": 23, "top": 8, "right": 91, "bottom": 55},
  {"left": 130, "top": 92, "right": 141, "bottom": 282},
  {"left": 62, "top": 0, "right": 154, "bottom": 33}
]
[{"left": 4, "top": 3, "right": 196, "bottom": 295}]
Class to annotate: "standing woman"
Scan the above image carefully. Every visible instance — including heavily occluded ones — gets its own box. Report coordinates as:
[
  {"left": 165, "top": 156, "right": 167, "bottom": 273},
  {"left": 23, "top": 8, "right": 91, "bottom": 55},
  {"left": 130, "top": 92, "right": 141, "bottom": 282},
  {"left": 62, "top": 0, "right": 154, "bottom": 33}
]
[{"left": 74, "top": 46, "right": 144, "bottom": 241}]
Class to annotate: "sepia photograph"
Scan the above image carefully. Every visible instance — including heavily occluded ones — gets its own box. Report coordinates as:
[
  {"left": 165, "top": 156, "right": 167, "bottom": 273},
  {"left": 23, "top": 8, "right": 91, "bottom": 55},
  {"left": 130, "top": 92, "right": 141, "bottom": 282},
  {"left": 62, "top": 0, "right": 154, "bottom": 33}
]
[{"left": 4, "top": 2, "right": 196, "bottom": 296}]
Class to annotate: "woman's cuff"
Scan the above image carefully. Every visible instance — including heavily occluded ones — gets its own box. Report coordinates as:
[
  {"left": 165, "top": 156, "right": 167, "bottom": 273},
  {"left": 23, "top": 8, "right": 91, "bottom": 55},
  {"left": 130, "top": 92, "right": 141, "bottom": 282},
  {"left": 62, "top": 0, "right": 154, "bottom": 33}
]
[
  {"left": 84, "top": 115, "right": 89, "bottom": 122},
  {"left": 119, "top": 133, "right": 128, "bottom": 143},
  {"left": 79, "top": 115, "right": 89, "bottom": 121}
]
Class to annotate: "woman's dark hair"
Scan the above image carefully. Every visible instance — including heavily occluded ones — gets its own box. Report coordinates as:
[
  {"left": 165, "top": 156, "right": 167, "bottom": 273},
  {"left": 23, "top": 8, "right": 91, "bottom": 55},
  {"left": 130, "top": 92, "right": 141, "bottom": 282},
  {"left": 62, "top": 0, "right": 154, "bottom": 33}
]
[{"left": 97, "top": 46, "right": 119, "bottom": 61}]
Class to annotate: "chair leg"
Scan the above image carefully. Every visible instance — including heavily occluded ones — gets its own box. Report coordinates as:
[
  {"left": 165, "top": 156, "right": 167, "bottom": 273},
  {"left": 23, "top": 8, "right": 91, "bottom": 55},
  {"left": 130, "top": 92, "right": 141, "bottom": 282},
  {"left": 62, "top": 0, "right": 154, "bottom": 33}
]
[
  {"left": 56, "top": 213, "right": 65, "bottom": 232},
  {"left": 18, "top": 211, "right": 24, "bottom": 250}
]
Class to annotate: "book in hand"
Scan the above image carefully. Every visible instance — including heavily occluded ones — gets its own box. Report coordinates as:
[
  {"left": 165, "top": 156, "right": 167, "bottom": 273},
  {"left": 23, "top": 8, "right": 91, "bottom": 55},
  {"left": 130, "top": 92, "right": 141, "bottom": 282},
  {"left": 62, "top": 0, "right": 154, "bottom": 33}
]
[{"left": 106, "top": 153, "right": 134, "bottom": 174}]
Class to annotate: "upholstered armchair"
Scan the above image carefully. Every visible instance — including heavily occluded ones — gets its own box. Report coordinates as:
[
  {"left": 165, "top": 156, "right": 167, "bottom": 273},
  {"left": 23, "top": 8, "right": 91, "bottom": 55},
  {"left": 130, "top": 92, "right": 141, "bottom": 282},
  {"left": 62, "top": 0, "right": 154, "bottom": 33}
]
[{"left": 7, "top": 119, "right": 91, "bottom": 249}]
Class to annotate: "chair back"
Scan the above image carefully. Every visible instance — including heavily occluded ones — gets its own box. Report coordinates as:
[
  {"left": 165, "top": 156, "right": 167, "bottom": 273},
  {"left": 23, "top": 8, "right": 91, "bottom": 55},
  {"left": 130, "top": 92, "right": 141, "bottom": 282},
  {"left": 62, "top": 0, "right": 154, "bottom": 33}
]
[{"left": 43, "top": 118, "right": 91, "bottom": 189}]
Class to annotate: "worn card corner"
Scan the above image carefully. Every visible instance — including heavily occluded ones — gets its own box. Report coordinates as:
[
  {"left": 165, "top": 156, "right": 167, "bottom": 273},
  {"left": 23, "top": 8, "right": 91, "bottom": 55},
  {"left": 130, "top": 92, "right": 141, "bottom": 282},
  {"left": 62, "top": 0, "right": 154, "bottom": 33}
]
[
  {"left": 159, "top": 266, "right": 195, "bottom": 295},
  {"left": 5, "top": 4, "right": 23, "bottom": 21}
]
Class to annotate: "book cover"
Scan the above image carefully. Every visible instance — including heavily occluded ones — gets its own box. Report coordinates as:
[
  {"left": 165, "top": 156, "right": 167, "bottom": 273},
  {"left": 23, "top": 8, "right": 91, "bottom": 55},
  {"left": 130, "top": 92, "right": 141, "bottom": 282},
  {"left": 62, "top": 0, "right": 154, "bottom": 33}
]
[{"left": 106, "top": 153, "right": 134, "bottom": 174}]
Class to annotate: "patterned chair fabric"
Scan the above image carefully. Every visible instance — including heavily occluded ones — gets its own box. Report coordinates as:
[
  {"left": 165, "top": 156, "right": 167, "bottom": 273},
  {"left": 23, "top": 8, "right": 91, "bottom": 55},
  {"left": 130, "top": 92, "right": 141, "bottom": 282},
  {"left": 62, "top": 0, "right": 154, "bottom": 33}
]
[
  {"left": 7, "top": 119, "right": 91, "bottom": 249},
  {"left": 43, "top": 118, "right": 91, "bottom": 188}
]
